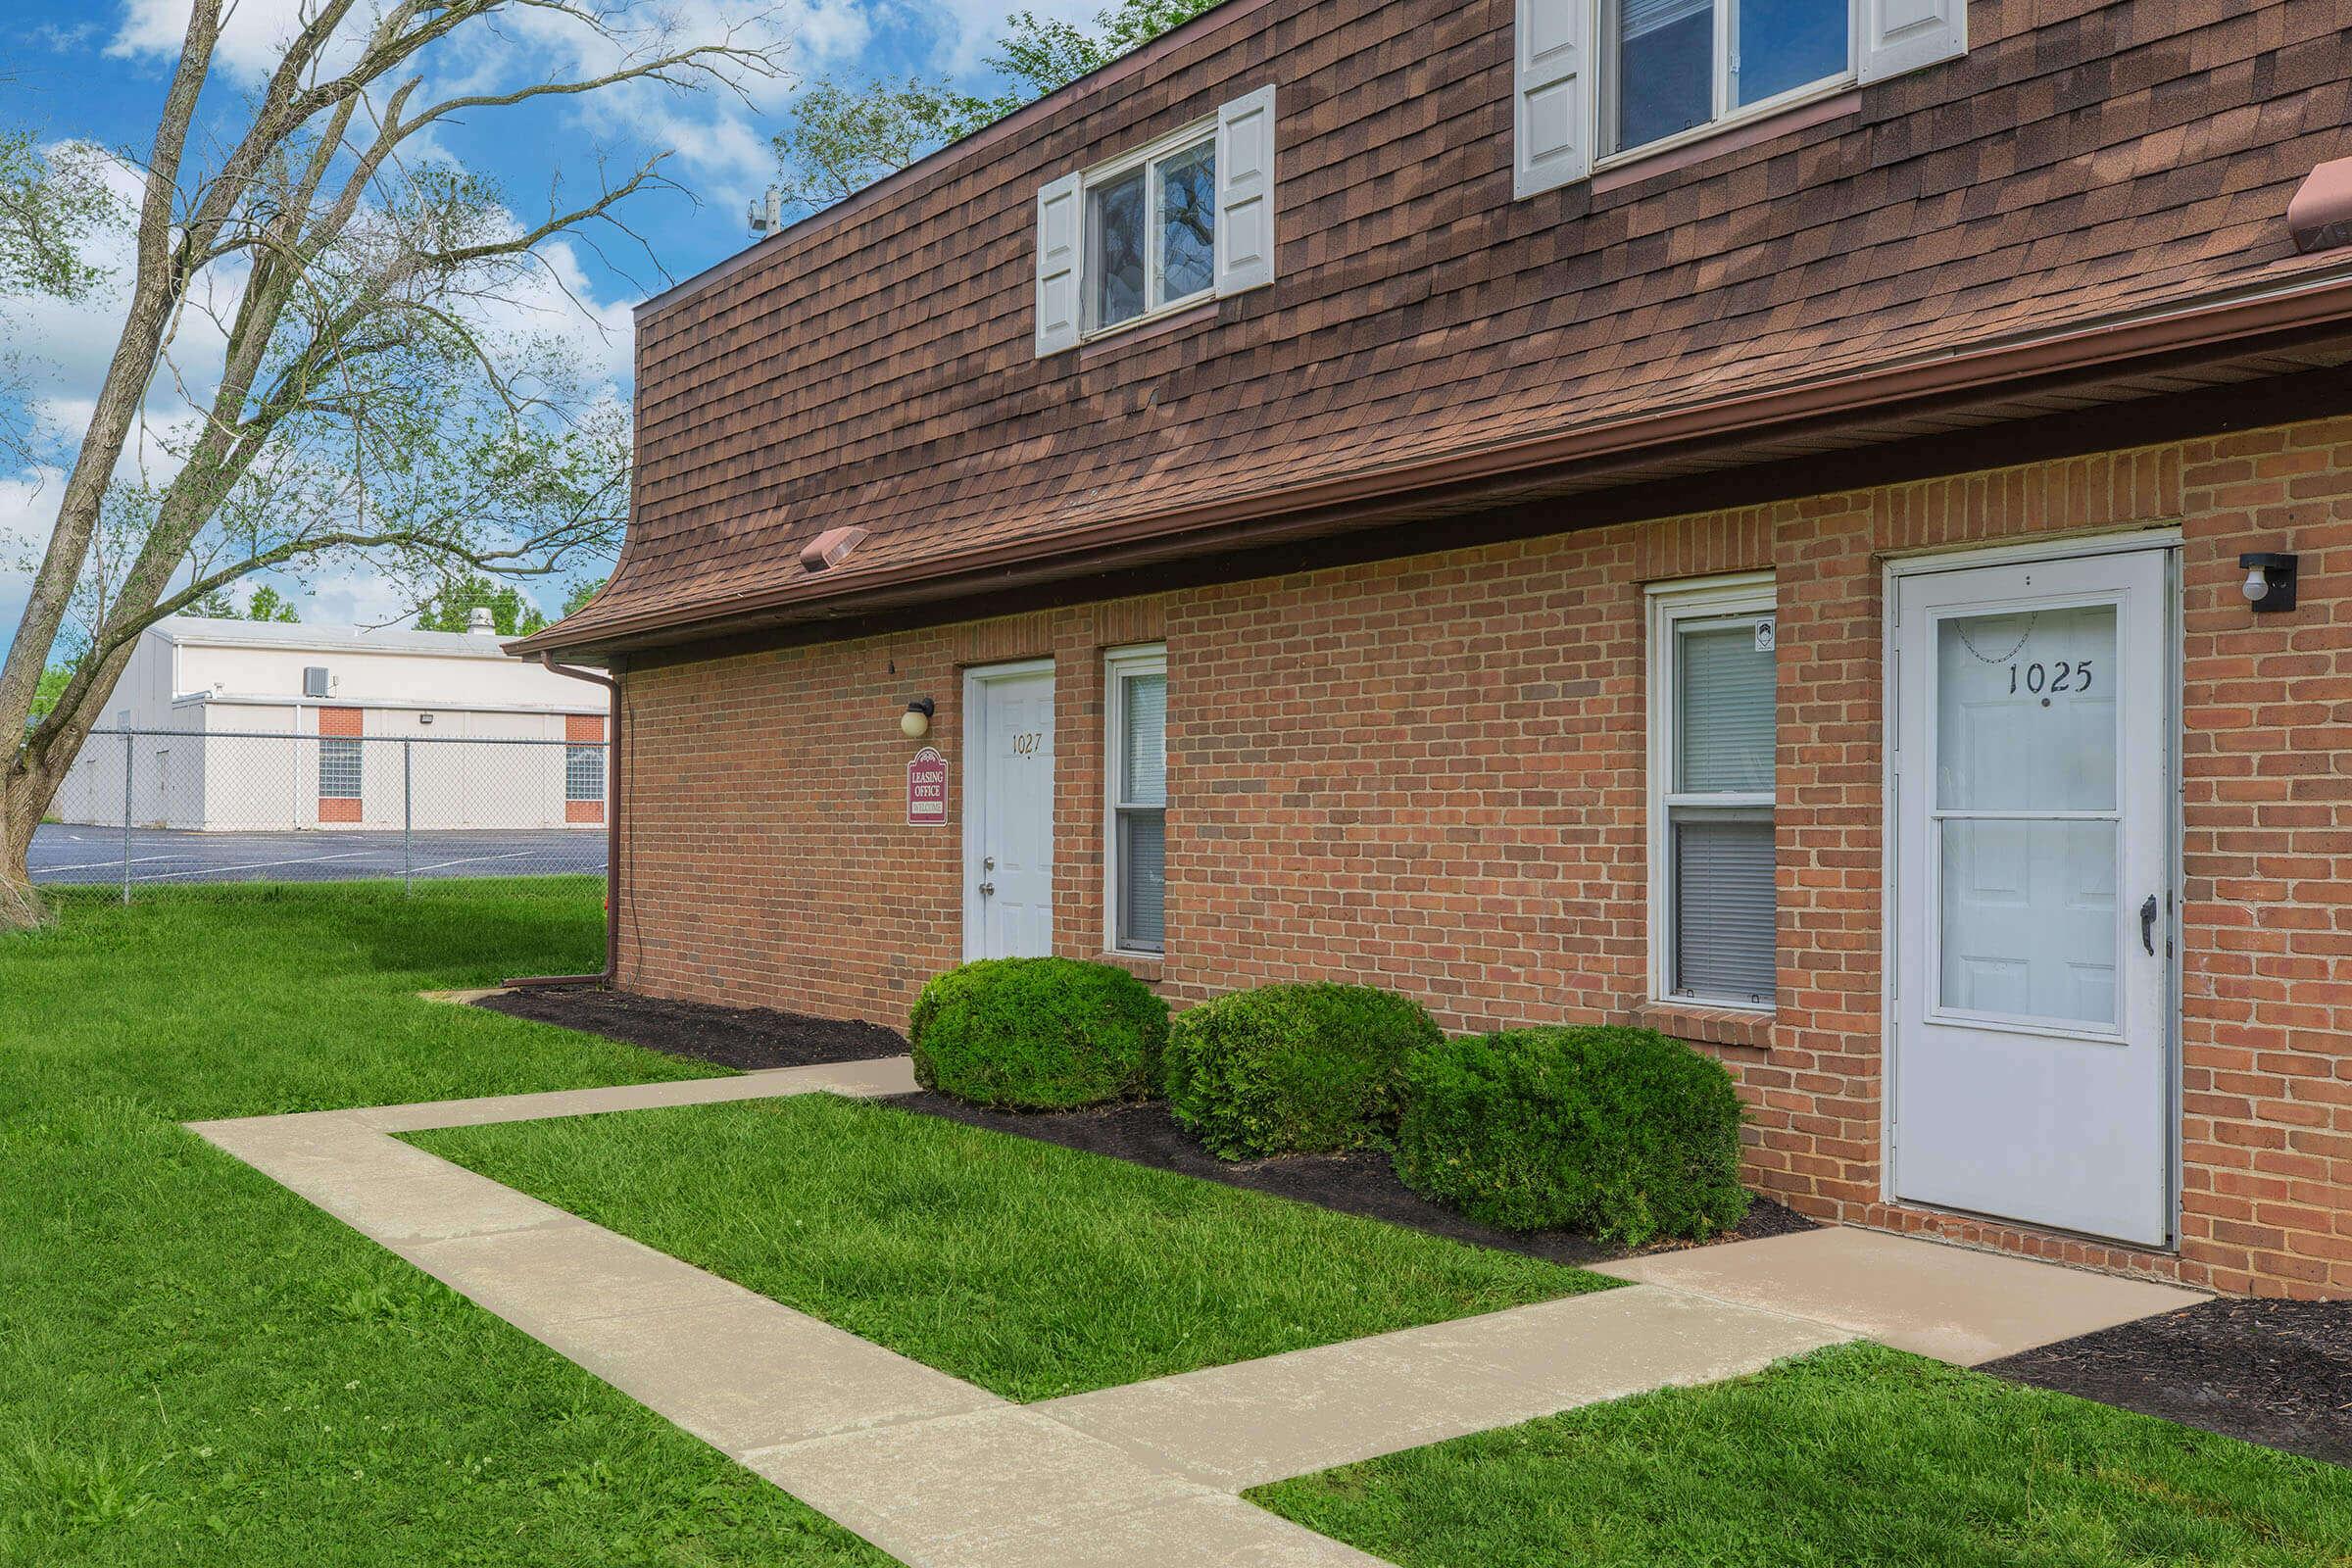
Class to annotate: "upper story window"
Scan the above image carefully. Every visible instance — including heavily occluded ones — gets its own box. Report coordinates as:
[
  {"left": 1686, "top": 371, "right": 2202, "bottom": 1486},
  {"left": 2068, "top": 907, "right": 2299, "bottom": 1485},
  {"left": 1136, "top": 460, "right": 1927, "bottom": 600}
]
[
  {"left": 1035, "top": 86, "right": 1277, "bottom": 356},
  {"left": 1607, "top": 0, "right": 1848, "bottom": 156},
  {"left": 1513, "top": 0, "right": 1967, "bottom": 199},
  {"left": 1090, "top": 133, "right": 1216, "bottom": 332}
]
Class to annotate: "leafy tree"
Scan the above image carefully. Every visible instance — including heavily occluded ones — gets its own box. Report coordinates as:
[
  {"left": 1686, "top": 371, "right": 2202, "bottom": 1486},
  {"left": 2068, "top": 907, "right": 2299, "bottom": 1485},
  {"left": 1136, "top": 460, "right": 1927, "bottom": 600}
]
[
  {"left": 245, "top": 586, "right": 301, "bottom": 624},
  {"left": 0, "top": 2, "right": 784, "bottom": 930},
  {"left": 186, "top": 585, "right": 295, "bottom": 621},
  {"left": 416, "top": 574, "right": 548, "bottom": 637},
  {"left": 772, "top": 0, "right": 1224, "bottom": 216},
  {"left": 562, "top": 576, "right": 609, "bottom": 617},
  {"left": 771, "top": 77, "right": 992, "bottom": 216},
  {"left": 0, "top": 129, "right": 120, "bottom": 466},
  {"left": 26, "top": 669, "right": 70, "bottom": 727}
]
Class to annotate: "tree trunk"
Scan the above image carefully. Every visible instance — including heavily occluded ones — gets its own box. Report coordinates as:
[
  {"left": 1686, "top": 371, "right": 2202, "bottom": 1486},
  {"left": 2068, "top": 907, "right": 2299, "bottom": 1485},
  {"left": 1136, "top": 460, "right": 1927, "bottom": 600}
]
[{"left": 0, "top": 770, "right": 51, "bottom": 932}]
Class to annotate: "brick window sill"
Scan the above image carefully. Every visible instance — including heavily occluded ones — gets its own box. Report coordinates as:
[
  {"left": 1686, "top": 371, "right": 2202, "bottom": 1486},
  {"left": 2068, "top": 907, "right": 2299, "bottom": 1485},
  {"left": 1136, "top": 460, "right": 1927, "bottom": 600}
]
[
  {"left": 1633, "top": 1000, "right": 1774, "bottom": 1054},
  {"left": 1096, "top": 951, "right": 1165, "bottom": 986}
]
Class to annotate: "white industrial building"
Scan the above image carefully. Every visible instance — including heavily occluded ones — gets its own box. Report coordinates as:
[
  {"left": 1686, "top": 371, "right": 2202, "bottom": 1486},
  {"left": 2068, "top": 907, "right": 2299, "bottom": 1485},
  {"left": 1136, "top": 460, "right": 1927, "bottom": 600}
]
[{"left": 52, "top": 612, "right": 609, "bottom": 831}]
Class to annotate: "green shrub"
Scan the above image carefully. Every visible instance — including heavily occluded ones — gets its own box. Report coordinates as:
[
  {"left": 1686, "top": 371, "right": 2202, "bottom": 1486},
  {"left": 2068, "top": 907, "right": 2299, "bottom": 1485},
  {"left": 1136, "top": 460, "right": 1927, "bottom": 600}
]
[
  {"left": 1163, "top": 983, "right": 1443, "bottom": 1159},
  {"left": 1393, "top": 1026, "right": 1749, "bottom": 1246},
  {"left": 908, "top": 958, "right": 1167, "bottom": 1109}
]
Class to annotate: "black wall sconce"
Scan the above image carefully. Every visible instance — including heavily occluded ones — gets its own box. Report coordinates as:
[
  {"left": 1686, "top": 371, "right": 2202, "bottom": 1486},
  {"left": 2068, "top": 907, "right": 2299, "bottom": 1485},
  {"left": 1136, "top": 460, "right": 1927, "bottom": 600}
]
[
  {"left": 901, "top": 697, "right": 936, "bottom": 739},
  {"left": 2238, "top": 552, "right": 2298, "bottom": 612}
]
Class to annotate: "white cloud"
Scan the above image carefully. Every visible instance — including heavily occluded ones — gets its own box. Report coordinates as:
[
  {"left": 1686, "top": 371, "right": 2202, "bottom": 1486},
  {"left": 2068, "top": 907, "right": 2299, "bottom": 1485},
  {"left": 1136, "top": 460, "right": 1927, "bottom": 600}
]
[
  {"left": 913, "top": 0, "right": 1102, "bottom": 76},
  {"left": 109, "top": 0, "right": 349, "bottom": 82},
  {"left": 300, "top": 565, "right": 426, "bottom": 628},
  {"left": 0, "top": 465, "right": 67, "bottom": 655}
]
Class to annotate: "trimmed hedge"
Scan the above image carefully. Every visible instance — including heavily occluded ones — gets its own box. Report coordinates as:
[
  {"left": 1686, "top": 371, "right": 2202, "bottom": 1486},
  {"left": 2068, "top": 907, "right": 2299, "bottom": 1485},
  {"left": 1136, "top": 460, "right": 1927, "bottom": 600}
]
[
  {"left": 1393, "top": 1026, "right": 1749, "bottom": 1247},
  {"left": 1164, "top": 982, "right": 1443, "bottom": 1159},
  {"left": 909, "top": 958, "right": 1167, "bottom": 1109}
]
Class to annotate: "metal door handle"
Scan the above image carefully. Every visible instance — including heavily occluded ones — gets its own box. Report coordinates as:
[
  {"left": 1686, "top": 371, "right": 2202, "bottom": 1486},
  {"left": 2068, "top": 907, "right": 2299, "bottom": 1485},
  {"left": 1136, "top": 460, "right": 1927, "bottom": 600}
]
[
  {"left": 978, "top": 881, "right": 995, "bottom": 896},
  {"left": 2139, "top": 895, "right": 2159, "bottom": 956}
]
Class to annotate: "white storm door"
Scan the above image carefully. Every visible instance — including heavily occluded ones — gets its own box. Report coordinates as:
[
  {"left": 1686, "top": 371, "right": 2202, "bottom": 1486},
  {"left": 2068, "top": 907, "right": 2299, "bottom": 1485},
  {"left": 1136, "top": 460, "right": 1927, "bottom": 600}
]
[
  {"left": 1889, "top": 546, "right": 2175, "bottom": 1247},
  {"left": 963, "top": 662, "right": 1055, "bottom": 960}
]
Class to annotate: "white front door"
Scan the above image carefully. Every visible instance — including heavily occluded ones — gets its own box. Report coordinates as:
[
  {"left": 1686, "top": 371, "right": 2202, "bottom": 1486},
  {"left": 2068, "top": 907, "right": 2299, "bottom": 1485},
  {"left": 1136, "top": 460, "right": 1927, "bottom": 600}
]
[
  {"left": 963, "top": 662, "right": 1055, "bottom": 959},
  {"left": 1888, "top": 545, "right": 2176, "bottom": 1247}
]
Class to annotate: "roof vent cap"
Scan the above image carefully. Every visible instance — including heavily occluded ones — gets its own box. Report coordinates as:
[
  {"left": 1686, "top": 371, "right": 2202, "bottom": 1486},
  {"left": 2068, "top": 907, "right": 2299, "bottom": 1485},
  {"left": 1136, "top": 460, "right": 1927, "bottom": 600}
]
[
  {"left": 467, "top": 606, "right": 498, "bottom": 636},
  {"left": 801, "top": 526, "right": 868, "bottom": 573},
  {"left": 2288, "top": 156, "right": 2352, "bottom": 254}
]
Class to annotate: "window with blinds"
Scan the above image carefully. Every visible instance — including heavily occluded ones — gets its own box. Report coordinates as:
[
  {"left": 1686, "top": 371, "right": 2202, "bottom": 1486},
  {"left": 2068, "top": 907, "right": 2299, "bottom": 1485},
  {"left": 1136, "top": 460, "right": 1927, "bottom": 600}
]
[
  {"left": 1650, "top": 579, "right": 1777, "bottom": 1007},
  {"left": 1106, "top": 646, "right": 1167, "bottom": 954}
]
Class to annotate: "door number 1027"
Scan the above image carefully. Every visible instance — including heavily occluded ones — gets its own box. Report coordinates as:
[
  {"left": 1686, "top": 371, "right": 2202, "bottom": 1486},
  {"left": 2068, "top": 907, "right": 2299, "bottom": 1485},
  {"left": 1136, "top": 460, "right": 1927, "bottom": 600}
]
[{"left": 2009, "top": 661, "right": 2093, "bottom": 695}]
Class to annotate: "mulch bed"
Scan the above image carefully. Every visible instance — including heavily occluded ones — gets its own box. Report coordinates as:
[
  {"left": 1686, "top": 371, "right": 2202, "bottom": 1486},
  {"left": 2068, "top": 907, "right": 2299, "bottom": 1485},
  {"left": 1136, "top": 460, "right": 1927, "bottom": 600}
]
[
  {"left": 880, "top": 1092, "right": 1814, "bottom": 1267},
  {"left": 475, "top": 984, "right": 1812, "bottom": 1266},
  {"left": 473, "top": 986, "right": 907, "bottom": 1072},
  {"left": 1983, "top": 1297, "right": 2352, "bottom": 1467}
]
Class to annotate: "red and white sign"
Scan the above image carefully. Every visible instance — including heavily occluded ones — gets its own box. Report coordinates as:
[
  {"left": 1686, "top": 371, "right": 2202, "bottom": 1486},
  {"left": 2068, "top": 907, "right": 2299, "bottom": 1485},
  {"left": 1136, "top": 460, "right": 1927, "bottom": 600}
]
[{"left": 906, "top": 746, "right": 949, "bottom": 826}]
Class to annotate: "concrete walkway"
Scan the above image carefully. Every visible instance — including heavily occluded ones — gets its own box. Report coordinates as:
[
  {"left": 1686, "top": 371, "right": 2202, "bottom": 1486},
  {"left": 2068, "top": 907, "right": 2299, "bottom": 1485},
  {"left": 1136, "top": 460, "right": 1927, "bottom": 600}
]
[
  {"left": 1599, "top": 1226, "right": 2204, "bottom": 1365},
  {"left": 188, "top": 1058, "right": 2202, "bottom": 1567}
]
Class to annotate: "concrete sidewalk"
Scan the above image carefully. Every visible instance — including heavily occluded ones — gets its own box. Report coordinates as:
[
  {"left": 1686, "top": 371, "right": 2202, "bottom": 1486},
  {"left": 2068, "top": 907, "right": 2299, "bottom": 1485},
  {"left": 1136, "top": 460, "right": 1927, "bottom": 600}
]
[{"left": 189, "top": 1058, "right": 2204, "bottom": 1568}]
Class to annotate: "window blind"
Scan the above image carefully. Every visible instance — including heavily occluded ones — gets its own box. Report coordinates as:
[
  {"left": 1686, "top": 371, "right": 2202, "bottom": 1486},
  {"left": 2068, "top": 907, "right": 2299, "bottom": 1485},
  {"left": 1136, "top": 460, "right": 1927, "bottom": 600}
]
[
  {"left": 1674, "top": 816, "right": 1775, "bottom": 1003},
  {"left": 1118, "top": 811, "right": 1165, "bottom": 951},
  {"left": 1120, "top": 672, "right": 1167, "bottom": 806},
  {"left": 1677, "top": 622, "right": 1774, "bottom": 793}
]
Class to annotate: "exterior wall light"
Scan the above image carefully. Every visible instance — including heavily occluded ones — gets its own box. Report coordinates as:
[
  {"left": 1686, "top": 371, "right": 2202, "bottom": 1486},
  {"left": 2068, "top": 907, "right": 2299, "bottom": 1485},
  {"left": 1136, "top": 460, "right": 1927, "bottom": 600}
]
[
  {"left": 902, "top": 698, "right": 935, "bottom": 739},
  {"left": 2238, "top": 552, "right": 2298, "bottom": 612}
]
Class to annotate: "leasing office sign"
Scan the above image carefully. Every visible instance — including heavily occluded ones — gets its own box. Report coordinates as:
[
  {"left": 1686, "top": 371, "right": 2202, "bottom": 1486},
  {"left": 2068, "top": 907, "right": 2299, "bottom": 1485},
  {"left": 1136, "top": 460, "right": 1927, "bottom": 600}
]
[{"left": 906, "top": 747, "right": 948, "bottom": 826}]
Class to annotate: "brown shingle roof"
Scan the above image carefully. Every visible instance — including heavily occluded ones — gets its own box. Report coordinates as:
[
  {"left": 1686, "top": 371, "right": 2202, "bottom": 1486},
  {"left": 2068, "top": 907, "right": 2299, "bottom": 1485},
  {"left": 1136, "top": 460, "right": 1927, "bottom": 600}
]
[{"left": 522, "top": 0, "right": 2352, "bottom": 656}]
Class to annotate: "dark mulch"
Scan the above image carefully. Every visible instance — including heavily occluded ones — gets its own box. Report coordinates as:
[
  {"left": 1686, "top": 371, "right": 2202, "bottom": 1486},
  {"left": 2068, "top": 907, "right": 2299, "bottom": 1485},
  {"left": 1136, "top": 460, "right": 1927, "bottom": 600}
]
[
  {"left": 475, "top": 984, "right": 1814, "bottom": 1264},
  {"left": 473, "top": 986, "right": 906, "bottom": 1072},
  {"left": 1983, "top": 1298, "right": 2352, "bottom": 1467},
  {"left": 878, "top": 1091, "right": 1814, "bottom": 1266}
]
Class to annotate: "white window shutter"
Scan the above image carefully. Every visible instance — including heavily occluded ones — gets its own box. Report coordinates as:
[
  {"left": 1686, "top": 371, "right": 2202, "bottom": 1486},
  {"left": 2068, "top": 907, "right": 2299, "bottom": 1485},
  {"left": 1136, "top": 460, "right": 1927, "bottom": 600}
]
[
  {"left": 1214, "top": 85, "right": 1277, "bottom": 296},
  {"left": 1035, "top": 172, "right": 1083, "bottom": 356},
  {"left": 1857, "top": 0, "right": 1967, "bottom": 84},
  {"left": 1513, "top": 0, "right": 1592, "bottom": 199}
]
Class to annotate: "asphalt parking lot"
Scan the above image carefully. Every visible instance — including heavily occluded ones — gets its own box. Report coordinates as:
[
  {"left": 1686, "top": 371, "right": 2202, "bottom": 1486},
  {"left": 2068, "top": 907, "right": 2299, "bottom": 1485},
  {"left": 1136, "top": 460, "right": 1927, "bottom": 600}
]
[{"left": 30, "top": 823, "right": 606, "bottom": 886}]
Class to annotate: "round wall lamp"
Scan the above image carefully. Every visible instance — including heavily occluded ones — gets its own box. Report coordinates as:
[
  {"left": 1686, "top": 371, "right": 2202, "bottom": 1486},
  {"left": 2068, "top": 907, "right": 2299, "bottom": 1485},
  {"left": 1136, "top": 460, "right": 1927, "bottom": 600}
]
[
  {"left": 2238, "top": 551, "right": 2298, "bottom": 612},
  {"left": 901, "top": 698, "right": 935, "bottom": 739}
]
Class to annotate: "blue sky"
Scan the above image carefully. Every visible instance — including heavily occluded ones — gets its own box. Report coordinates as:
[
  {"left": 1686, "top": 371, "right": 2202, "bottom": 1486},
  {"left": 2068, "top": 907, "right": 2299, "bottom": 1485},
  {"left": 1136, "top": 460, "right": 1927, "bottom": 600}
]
[{"left": 0, "top": 0, "right": 1084, "bottom": 650}]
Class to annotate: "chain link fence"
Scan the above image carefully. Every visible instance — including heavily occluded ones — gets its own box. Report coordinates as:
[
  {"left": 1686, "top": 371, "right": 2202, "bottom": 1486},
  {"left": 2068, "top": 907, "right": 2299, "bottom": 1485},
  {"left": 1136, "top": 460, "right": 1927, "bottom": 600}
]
[{"left": 35, "top": 729, "right": 609, "bottom": 900}]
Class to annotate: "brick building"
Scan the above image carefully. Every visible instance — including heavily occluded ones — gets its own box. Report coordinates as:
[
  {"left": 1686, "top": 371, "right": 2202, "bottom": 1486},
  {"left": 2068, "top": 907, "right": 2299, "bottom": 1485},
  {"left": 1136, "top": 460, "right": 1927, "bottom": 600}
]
[{"left": 519, "top": 0, "right": 2352, "bottom": 1297}]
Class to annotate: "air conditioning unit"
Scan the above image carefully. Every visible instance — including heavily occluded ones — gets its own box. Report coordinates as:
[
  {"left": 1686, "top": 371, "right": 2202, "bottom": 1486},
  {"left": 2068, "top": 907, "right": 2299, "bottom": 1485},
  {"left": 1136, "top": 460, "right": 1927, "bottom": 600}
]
[{"left": 303, "top": 666, "right": 330, "bottom": 697}]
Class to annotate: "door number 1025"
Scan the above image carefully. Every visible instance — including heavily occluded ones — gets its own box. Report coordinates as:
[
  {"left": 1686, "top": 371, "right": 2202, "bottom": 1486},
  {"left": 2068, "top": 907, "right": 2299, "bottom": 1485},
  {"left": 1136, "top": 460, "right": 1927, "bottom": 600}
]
[{"left": 2009, "top": 661, "right": 2093, "bottom": 695}]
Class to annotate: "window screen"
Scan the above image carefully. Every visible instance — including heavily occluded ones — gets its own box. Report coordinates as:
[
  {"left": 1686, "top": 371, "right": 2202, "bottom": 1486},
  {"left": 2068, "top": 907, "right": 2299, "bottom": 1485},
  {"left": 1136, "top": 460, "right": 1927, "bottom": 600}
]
[{"left": 1674, "top": 815, "right": 1775, "bottom": 1003}]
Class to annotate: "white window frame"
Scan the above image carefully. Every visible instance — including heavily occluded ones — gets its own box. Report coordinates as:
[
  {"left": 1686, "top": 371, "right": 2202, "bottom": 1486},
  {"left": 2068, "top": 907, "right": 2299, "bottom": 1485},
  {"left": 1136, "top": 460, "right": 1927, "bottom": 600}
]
[
  {"left": 1081, "top": 121, "right": 1217, "bottom": 341},
  {"left": 1103, "top": 643, "right": 1168, "bottom": 956},
  {"left": 1646, "top": 572, "right": 1777, "bottom": 1010},
  {"left": 1598, "top": 0, "right": 1854, "bottom": 168}
]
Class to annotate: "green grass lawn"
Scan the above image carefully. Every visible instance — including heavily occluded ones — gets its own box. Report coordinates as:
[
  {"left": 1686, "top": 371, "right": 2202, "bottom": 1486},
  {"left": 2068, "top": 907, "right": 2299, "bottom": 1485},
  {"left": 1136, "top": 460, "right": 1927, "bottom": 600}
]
[
  {"left": 0, "top": 882, "right": 894, "bottom": 1568},
  {"left": 410, "top": 1095, "right": 1614, "bottom": 1401},
  {"left": 1250, "top": 1342, "right": 2352, "bottom": 1568}
]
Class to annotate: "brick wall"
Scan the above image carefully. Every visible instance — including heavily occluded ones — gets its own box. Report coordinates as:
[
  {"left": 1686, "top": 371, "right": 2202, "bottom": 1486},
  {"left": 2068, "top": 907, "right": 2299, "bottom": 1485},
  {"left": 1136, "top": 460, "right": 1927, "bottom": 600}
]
[{"left": 616, "top": 417, "right": 2351, "bottom": 1298}]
